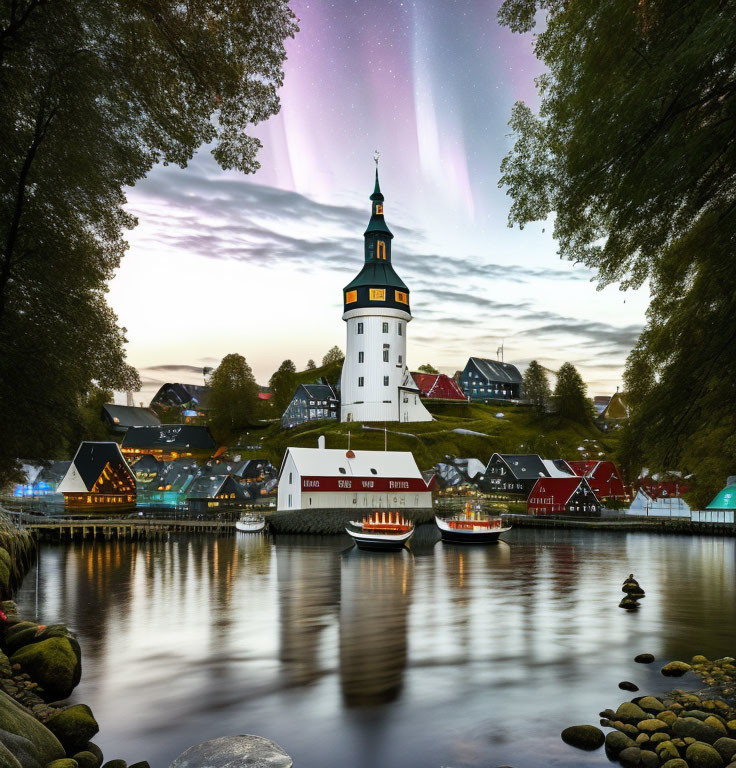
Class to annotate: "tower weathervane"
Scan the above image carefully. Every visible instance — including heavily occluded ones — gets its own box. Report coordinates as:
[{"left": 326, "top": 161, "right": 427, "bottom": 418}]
[{"left": 374, "top": 149, "right": 380, "bottom": 167}]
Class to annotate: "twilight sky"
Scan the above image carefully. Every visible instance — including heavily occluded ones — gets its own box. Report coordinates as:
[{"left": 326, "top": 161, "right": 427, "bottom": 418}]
[{"left": 109, "top": 0, "right": 649, "bottom": 404}]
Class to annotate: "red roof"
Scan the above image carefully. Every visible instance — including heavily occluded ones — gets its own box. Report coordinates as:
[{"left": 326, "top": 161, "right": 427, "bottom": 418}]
[
  {"left": 566, "top": 460, "right": 627, "bottom": 498},
  {"left": 258, "top": 392, "right": 273, "bottom": 400},
  {"left": 411, "top": 373, "right": 467, "bottom": 401},
  {"left": 527, "top": 477, "right": 599, "bottom": 514}
]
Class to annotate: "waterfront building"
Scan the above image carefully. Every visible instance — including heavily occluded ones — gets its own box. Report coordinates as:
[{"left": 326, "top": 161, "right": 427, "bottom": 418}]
[
  {"left": 121, "top": 424, "right": 217, "bottom": 462},
  {"left": 129, "top": 453, "right": 163, "bottom": 484},
  {"left": 57, "top": 442, "right": 136, "bottom": 511},
  {"left": 690, "top": 482, "right": 736, "bottom": 523},
  {"left": 186, "top": 475, "right": 249, "bottom": 514},
  {"left": 277, "top": 446, "right": 433, "bottom": 511},
  {"left": 281, "top": 384, "right": 339, "bottom": 429},
  {"left": 482, "top": 453, "right": 550, "bottom": 499},
  {"left": 627, "top": 488, "right": 691, "bottom": 517},
  {"left": 101, "top": 403, "right": 161, "bottom": 433},
  {"left": 457, "top": 358, "right": 523, "bottom": 401},
  {"left": 136, "top": 457, "right": 199, "bottom": 508},
  {"left": 566, "top": 459, "right": 628, "bottom": 500},
  {"left": 339, "top": 166, "right": 431, "bottom": 423},
  {"left": 12, "top": 460, "right": 71, "bottom": 498},
  {"left": 411, "top": 373, "right": 468, "bottom": 402},
  {"left": 527, "top": 476, "right": 601, "bottom": 516}
]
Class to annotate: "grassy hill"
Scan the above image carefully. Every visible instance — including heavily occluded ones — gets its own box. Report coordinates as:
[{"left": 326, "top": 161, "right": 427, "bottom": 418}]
[{"left": 238, "top": 399, "right": 621, "bottom": 472}]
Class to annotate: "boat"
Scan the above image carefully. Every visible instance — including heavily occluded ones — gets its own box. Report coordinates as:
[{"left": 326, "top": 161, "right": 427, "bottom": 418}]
[
  {"left": 235, "top": 513, "right": 266, "bottom": 533},
  {"left": 436, "top": 502, "right": 511, "bottom": 544},
  {"left": 346, "top": 511, "right": 415, "bottom": 551}
]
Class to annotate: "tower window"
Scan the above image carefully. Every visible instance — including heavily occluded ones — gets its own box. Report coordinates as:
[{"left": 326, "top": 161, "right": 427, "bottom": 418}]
[
  {"left": 382, "top": 322, "right": 389, "bottom": 333},
  {"left": 358, "top": 377, "right": 364, "bottom": 387},
  {"left": 395, "top": 291, "right": 408, "bottom": 304},
  {"left": 384, "top": 376, "right": 389, "bottom": 386},
  {"left": 398, "top": 323, "right": 403, "bottom": 336},
  {"left": 345, "top": 290, "right": 357, "bottom": 304},
  {"left": 376, "top": 204, "right": 383, "bottom": 215},
  {"left": 357, "top": 322, "right": 364, "bottom": 334},
  {"left": 383, "top": 350, "right": 389, "bottom": 362},
  {"left": 398, "top": 355, "right": 402, "bottom": 365},
  {"left": 358, "top": 351, "right": 364, "bottom": 363},
  {"left": 377, "top": 241, "right": 386, "bottom": 260},
  {"left": 369, "top": 288, "right": 385, "bottom": 301}
]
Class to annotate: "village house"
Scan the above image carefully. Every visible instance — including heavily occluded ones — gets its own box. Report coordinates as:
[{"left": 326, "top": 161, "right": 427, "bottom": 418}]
[
  {"left": 135, "top": 457, "right": 199, "bottom": 508},
  {"left": 411, "top": 373, "right": 468, "bottom": 401},
  {"left": 12, "top": 460, "right": 71, "bottom": 498},
  {"left": 457, "top": 358, "right": 523, "bottom": 401},
  {"left": 101, "top": 403, "right": 161, "bottom": 433},
  {"left": 186, "top": 475, "right": 249, "bottom": 514},
  {"left": 281, "top": 383, "right": 339, "bottom": 429},
  {"left": 277, "top": 444, "right": 434, "bottom": 511},
  {"left": 57, "top": 442, "right": 136, "bottom": 511},
  {"left": 527, "top": 476, "right": 601, "bottom": 516},
  {"left": 566, "top": 459, "right": 628, "bottom": 501},
  {"left": 482, "top": 453, "right": 550, "bottom": 499},
  {"left": 121, "top": 424, "right": 217, "bottom": 462}
]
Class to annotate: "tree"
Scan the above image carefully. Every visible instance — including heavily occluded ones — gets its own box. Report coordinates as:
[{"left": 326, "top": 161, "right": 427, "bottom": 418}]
[
  {"left": 306, "top": 359, "right": 317, "bottom": 370},
  {"left": 553, "top": 363, "right": 592, "bottom": 424},
  {"left": 207, "top": 354, "right": 260, "bottom": 443},
  {"left": 269, "top": 359, "right": 297, "bottom": 414},
  {"left": 321, "top": 346, "right": 345, "bottom": 366},
  {"left": 498, "top": 0, "right": 736, "bottom": 496},
  {"left": 417, "top": 363, "right": 439, "bottom": 374},
  {"left": 0, "top": 1, "right": 297, "bottom": 484},
  {"left": 523, "top": 360, "right": 551, "bottom": 417}
]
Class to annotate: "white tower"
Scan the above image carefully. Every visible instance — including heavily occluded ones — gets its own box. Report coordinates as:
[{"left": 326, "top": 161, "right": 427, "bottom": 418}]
[{"left": 339, "top": 160, "right": 431, "bottom": 424}]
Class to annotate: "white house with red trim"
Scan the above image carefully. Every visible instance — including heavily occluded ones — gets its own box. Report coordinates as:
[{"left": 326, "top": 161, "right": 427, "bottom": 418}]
[{"left": 277, "top": 446, "right": 434, "bottom": 511}]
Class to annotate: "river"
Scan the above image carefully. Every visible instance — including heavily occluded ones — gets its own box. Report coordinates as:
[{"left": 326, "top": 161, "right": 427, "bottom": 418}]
[{"left": 13, "top": 528, "right": 736, "bottom": 768}]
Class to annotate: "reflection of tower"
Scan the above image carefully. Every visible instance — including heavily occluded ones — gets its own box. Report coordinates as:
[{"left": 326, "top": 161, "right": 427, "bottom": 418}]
[
  {"left": 339, "top": 549, "right": 413, "bottom": 706},
  {"left": 276, "top": 541, "right": 342, "bottom": 686}
]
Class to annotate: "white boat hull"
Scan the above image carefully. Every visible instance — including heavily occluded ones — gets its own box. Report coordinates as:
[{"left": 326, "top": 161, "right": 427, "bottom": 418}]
[
  {"left": 435, "top": 515, "right": 511, "bottom": 544},
  {"left": 345, "top": 526, "right": 414, "bottom": 551},
  {"left": 236, "top": 519, "right": 266, "bottom": 533}
]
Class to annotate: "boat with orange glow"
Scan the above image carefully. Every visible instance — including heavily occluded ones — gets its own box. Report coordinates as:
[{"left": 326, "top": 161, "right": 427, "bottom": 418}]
[
  {"left": 435, "top": 503, "right": 511, "bottom": 544},
  {"left": 346, "top": 511, "right": 415, "bottom": 551}
]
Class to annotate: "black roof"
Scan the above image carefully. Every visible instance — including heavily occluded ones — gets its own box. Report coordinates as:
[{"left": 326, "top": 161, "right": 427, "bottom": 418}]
[
  {"left": 71, "top": 442, "right": 133, "bottom": 489},
  {"left": 102, "top": 403, "right": 161, "bottom": 429},
  {"left": 122, "top": 425, "right": 216, "bottom": 451},
  {"left": 187, "top": 474, "right": 248, "bottom": 500},
  {"left": 156, "top": 458, "right": 200, "bottom": 491},
  {"left": 150, "top": 383, "right": 212, "bottom": 409},
  {"left": 492, "top": 453, "right": 550, "bottom": 480},
  {"left": 466, "top": 358, "right": 523, "bottom": 384},
  {"left": 130, "top": 454, "right": 163, "bottom": 473},
  {"left": 297, "top": 383, "right": 338, "bottom": 401}
]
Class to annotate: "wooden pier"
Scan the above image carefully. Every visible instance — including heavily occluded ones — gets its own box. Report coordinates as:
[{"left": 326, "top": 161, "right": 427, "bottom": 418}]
[{"left": 22, "top": 518, "right": 236, "bottom": 541}]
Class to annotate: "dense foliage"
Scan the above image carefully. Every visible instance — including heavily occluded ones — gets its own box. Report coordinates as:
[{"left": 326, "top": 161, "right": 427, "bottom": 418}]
[
  {"left": 321, "top": 346, "right": 345, "bottom": 366},
  {"left": 269, "top": 359, "right": 297, "bottom": 414},
  {"left": 553, "top": 363, "right": 592, "bottom": 424},
  {"left": 0, "top": 0, "right": 297, "bottom": 484},
  {"left": 498, "top": 0, "right": 736, "bottom": 503},
  {"left": 417, "top": 363, "right": 439, "bottom": 374},
  {"left": 522, "top": 360, "right": 551, "bottom": 417},
  {"left": 207, "top": 354, "right": 260, "bottom": 443}
]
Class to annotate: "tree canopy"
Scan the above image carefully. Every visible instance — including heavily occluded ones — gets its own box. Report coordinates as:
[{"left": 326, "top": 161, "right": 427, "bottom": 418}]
[
  {"left": 306, "top": 359, "right": 317, "bottom": 370},
  {"left": 522, "top": 360, "right": 551, "bottom": 417},
  {"left": 417, "top": 363, "right": 439, "bottom": 374},
  {"left": 0, "top": 0, "right": 297, "bottom": 484},
  {"left": 322, "top": 346, "right": 345, "bottom": 366},
  {"left": 269, "top": 359, "right": 297, "bottom": 414},
  {"left": 553, "top": 363, "right": 592, "bottom": 424},
  {"left": 498, "top": 0, "right": 736, "bottom": 499},
  {"left": 207, "top": 354, "right": 260, "bottom": 443}
]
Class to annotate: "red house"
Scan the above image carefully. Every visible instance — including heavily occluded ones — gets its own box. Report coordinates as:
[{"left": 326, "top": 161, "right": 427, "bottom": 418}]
[
  {"left": 527, "top": 477, "right": 601, "bottom": 516},
  {"left": 566, "top": 460, "right": 628, "bottom": 500},
  {"left": 411, "top": 373, "right": 467, "bottom": 401}
]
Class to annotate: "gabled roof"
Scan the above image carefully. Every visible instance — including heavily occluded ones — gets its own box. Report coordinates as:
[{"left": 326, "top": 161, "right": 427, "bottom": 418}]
[
  {"left": 467, "top": 358, "right": 523, "bottom": 384},
  {"left": 279, "top": 447, "right": 426, "bottom": 482},
  {"left": 150, "top": 383, "right": 212, "bottom": 409},
  {"left": 490, "top": 453, "right": 549, "bottom": 480},
  {"left": 122, "top": 425, "right": 216, "bottom": 451},
  {"left": 130, "top": 454, "right": 163, "bottom": 474},
  {"left": 411, "top": 373, "right": 467, "bottom": 400},
  {"left": 706, "top": 485, "right": 736, "bottom": 510},
  {"left": 58, "top": 442, "right": 134, "bottom": 493},
  {"left": 155, "top": 458, "right": 200, "bottom": 492},
  {"left": 529, "top": 476, "right": 597, "bottom": 505},
  {"left": 187, "top": 474, "right": 248, "bottom": 500},
  {"left": 601, "top": 391, "right": 628, "bottom": 420},
  {"left": 567, "top": 460, "right": 599, "bottom": 476},
  {"left": 541, "top": 459, "right": 575, "bottom": 478},
  {"left": 102, "top": 403, "right": 161, "bottom": 429},
  {"left": 298, "top": 383, "right": 338, "bottom": 400}
]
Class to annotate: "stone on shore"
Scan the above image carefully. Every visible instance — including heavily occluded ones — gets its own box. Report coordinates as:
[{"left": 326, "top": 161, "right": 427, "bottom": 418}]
[
  {"left": 685, "top": 741, "right": 724, "bottom": 767},
  {"left": 617, "top": 702, "right": 649, "bottom": 724},
  {"left": 620, "top": 681, "right": 640, "bottom": 692},
  {"left": 673, "top": 717, "right": 721, "bottom": 743},
  {"left": 84, "top": 744, "right": 103, "bottom": 767},
  {"left": 46, "top": 760, "right": 79, "bottom": 768},
  {"left": 45, "top": 705, "right": 99, "bottom": 755},
  {"left": 605, "top": 730, "right": 636, "bottom": 755},
  {"left": 639, "top": 697, "right": 666, "bottom": 713},
  {"left": 619, "top": 746, "right": 642, "bottom": 767},
  {"left": 72, "top": 752, "right": 100, "bottom": 768},
  {"left": 0, "top": 691, "right": 64, "bottom": 764},
  {"left": 10, "top": 638, "right": 81, "bottom": 700},
  {"left": 169, "top": 735, "right": 294, "bottom": 768},
  {"left": 0, "top": 741, "right": 22, "bottom": 768},
  {"left": 128, "top": 762, "right": 151, "bottom": 768},
  {"left": 638, "top": 718, "right": 669, "bottom": 733},
  {"left": 635, "top": 654, "right": 655, "bottom": 664},
  {"left": 715, "top": 738, "right": 736, "bottom": 764},
  {"left": 561, "top": 725, "right": 605, "bottom": 750},
  {"left": 0, "top": 729, "right": 39, "bottom": 768},
  {"left": 661, "top": 761, "right": 689, "bottom": 768},
  {"left": 662, "top": 661, "right": 692, "bottom": 677},
  {"left": 101, "top": 761, "right": 127, "bottom": 768}
]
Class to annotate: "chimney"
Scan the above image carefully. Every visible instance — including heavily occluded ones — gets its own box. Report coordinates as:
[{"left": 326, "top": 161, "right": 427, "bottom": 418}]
[{"left": 318, "top": 435, "right": 326, "bottom": 450}]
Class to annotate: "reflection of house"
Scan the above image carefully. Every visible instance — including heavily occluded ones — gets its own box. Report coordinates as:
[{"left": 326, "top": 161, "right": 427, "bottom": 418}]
[
  {"left": 186, "top": 475, "right": 249, "bottom": 514},
  {"left": 282, "top": 384, "right": 339, "bottom": 429},
  {"left": 101, "top": 403, "right": 161, "bottom": 433},
  {"left": 411, "top": 373, "right": 467, "bottom": 401},
  {"left": 458, "top": 357, "right": 523, "bottom": 401},
  {"left": 12, "top": 461, "right": 71, "bottom": 497},
  {"left": 567, "top": 460, "right": 628, "bottom": 500},
  {"left": 277, "top": 446, "right": 434, "bottom": 511},
  {"left": 121, "top": 424, "right": 216, "bottom": 462},
  {"left": 57, "top": 442, "right": 136, "bottom": 511},
  {"left": 483, "top": 453, "right": 549, "bottom": 499},
  {"left": 527, "top": 477, "right": 601, "bottom": 516}
]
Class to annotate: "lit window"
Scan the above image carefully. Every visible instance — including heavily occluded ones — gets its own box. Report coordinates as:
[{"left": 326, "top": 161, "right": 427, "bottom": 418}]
[
  {"left": 357, "top": 322, "right": 364, "bottom": 334},
  {"left": 395, "top": 291, "right": 408, "bottom": 304},
  {"left": 383, "top": 350, "right": 389, "bottom": 362},
  {"left": 346, "top": 290, "right": 357, "bottom": 304},
  {"left": 358, "top": 377, "right": 364, "bottom": 387},
  {"left": 370, "top": 288, "right": 386, "bottom": 301},
  {"left": 376, "top": 204, "right": 383, "bottom": 215},
  {"left": 358, "top": 351, "right": 364, "bottom": 363},
  {"left": 384, "top": 376, "right": 389, "bottom": 386},
  {"left": 382, "top": 322, "right": 389, "bottom": 333},
  {"left": 377, "top": 241, "right": 386, "bottom": 259}
]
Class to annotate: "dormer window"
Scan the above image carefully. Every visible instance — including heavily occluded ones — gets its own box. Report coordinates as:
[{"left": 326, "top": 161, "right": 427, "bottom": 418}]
[{"left": 377, "top": 241, "right": 386, "bottom": 260}]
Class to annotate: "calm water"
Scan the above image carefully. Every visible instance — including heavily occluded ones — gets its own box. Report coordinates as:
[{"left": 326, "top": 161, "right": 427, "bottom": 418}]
[{"left": 14, "top": 528, "right": 736, "bottom": 768}]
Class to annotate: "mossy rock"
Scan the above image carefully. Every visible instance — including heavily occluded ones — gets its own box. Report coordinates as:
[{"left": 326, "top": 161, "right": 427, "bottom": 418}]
[
  {"left": 620, "top": 681, "right": 639, "bottom": 692},
  {"left": 685, "top": 740, "right": 725, "bottom": 767},
  {"left": 707, "top": 717, "right": 729, "bottom": 736},
  {"left": 72, "top": 753, "right": 99, "bottom": 768},
  {"left": 46, "top": 761, "right": 79, "bottom": 768},
  {"left": 45, "top": 705, "right": 98, "bottom": 755},
  {"left": 635, "top": 653, "right": 655, "bottom": 664},
  {"left": 660, "top": 711, "right": 678, "bottom": 726},
  {"left": 10, "top": 638, "right": 81, "bottom": 700},
  {"left": 85, "top": 744, "right": 103, "bottom": 766},
  {"left": 617, "top": 702, "right": 649, "bottom": 724},
  {"left": 693, "top": 655, "right": 711, "bottom": 664},
  {"left": 606, "top": 730, "right": 635, "bottom": 755},
  {"left": 673, "top": 717, "right": 721, "bottom": 744},
  {"left": 4, "top": 622, "right": 37, "bottom": 642},
  {"left": 101, "top": 761, "right": 127, "bottom": 768},
  {"left": 640, "top": 750, "right": 660, "bottom": 768},
  {"left": 128, "top": 763, "right": 151, "bottom": 768},
  {"left": 640, "top": 697, "right": 666, "bottom": 713},
  {"left": 661, "top": 760, "right": 689, "bottom": 768},
  {"left": 0, "top": 741, "right": 22, "bottom": 768},
  {"left": 619, "top": 746, "right": 642, "bottom": 767},
  {"left": 715, "top": 738, "right": 736, "bottom": 764},
  {"left": 5, "top": 625, "right": 45, "bottom": 655},
  {"left": 638, "top": 718, "right": 669, "bottom": 733},
  {"left": 0, "top": 561, "right": 10, "bottom": 595},
  {"left": 561, "top": 724, "right": 604, "bottom": 750},
  {"left": 662, "top": 661, "right": 692, "bottom": 677},
  {"left": 0, "top": 551, "right": 10, "bottom": 570},
  {"left": 0, "top": 690, "right": 64, "bottom": 764}
]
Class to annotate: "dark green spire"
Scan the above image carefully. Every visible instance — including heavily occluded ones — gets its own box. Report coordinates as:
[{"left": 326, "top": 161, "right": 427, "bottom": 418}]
[
  {"left": 364, "top": 166, "right": 393, "bottom": 242},
  {"left": 371, "top": 168, "right": 384, "bottom": 201}
]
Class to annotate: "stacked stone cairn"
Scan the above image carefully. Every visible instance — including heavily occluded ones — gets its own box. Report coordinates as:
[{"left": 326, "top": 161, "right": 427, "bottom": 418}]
[
  {"left": 562, "top": 653, "right": 736, "bottom": 768},
  {"left": 620, "top": 573, "right": 646, "bottom": 610}
]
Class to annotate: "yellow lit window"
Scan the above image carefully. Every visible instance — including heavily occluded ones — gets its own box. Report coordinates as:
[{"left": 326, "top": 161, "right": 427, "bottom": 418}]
[
  {"left": 376, "top": 204, "right": 383, "bottom": 215},
  {"left": 377, "top": 241, "right": 386, "bottom": 259},
  {"left": 369, "top": 288, "right": 386, "bottom": 301},
  {"left": 345, "top": 290, "right": 357, "bottom": 304},
  {"left": 395, "top": 291, "right": 408, "bottom": 304}
]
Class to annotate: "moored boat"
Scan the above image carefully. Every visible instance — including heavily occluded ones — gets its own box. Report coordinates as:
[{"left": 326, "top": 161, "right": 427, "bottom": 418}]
[
  {"left": 436, "top": 503, "right": 511, "bottom": 544},
  {"left": 346, "top": 511, "right": 414, "bottom": 551},
  {"left": 235, "top": 513, "right": 266, "bottom": 533}
]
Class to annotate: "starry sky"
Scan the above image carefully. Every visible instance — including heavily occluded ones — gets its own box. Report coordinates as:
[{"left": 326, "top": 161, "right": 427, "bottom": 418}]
[{"left": 109, "top": 0, "right": 649, "bottom": 404}]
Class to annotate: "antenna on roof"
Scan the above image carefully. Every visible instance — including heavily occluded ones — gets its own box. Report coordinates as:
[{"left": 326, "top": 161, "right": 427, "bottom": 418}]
[{"left": 496, "top": 341, "right": 504, "bottom": 362}]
